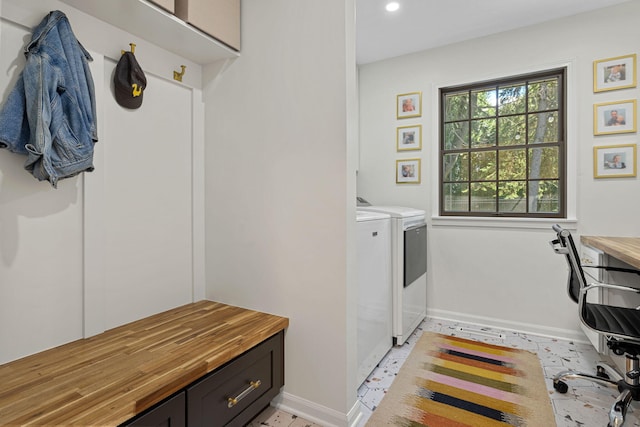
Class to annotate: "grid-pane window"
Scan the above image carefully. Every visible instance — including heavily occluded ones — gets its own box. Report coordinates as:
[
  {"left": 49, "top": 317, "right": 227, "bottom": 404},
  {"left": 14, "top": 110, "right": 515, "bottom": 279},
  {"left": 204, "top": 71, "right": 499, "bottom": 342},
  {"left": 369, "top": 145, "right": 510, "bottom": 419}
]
[{"left": 440, "top": 69, "right": 566, "bottom": 217}]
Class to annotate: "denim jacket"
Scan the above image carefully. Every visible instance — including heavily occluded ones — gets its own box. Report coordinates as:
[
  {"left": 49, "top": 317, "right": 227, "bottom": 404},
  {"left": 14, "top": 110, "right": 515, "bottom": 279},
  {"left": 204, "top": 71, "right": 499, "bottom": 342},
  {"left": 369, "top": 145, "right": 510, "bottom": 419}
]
[{"left": 0, "top": 10, "right": 97, "bottom": 187}]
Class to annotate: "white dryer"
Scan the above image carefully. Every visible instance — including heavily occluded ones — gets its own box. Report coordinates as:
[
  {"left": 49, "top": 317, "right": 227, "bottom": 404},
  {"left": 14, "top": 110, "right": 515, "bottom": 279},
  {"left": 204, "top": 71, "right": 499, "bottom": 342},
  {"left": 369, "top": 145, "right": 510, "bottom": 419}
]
[
  {"left": 358, "top": 205, "right": 426, "bottom": 345},
  {"left": 356, "top": 210, "right": 392, "bottom": 385}
]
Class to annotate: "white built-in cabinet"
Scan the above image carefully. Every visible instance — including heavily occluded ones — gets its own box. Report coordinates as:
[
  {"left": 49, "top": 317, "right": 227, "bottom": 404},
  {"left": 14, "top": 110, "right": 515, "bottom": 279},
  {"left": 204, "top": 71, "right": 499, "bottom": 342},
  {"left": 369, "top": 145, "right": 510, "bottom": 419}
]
[{"left": 0, "top": 0, "right": 236, "bottom": 363}]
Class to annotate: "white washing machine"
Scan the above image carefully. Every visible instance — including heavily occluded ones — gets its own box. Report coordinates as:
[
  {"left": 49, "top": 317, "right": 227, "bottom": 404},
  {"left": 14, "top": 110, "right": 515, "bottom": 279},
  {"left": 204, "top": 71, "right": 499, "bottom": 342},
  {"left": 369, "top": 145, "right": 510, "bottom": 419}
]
[
  {"left": 358, "top": 205, "right": 426, "bottom": 346},
  {"left": 356, "top": 210, "right": 392, "bottom": 385}
]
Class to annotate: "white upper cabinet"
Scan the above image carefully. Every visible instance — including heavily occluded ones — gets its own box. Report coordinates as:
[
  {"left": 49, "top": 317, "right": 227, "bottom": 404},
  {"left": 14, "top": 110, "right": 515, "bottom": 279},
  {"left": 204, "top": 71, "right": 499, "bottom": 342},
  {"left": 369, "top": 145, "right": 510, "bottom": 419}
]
[{"left": 60, "top": 0, "right": 240, "bottom": 65}]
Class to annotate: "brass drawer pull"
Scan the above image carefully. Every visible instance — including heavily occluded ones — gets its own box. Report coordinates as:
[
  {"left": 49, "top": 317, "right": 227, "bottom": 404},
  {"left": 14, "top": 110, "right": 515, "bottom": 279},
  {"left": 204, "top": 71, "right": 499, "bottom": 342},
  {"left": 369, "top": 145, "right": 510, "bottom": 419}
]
[{"left": 227, "top": 380, "right": 261, "bottom": 408}]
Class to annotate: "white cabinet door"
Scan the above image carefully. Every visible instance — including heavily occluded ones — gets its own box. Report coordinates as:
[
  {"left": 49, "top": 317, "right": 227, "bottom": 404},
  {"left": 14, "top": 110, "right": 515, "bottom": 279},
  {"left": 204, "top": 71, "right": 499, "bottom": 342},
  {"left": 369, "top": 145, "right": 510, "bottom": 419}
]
[
  {"left": 0, "top": 17, "right": 85, "bottom": 364},
  {"left": 101, "top": 64, "right": 194, "bottom": 328}
]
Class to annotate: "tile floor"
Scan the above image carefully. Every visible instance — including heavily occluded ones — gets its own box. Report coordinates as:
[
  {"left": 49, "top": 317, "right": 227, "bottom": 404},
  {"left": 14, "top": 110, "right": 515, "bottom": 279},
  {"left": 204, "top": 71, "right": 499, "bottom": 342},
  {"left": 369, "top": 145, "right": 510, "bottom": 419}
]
[{"left": 247, "top": 317, "right": 640, "bottom": 427}]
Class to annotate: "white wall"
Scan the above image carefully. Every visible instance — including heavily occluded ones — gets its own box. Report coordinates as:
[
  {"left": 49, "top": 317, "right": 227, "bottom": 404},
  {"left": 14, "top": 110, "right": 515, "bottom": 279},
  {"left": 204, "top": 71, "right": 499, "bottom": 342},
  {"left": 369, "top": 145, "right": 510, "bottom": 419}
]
[
  {"left": 358, "top": 2, "right": 640, "bottom": 339},
  {"left": 203, "top": 0, "right": 360, "bottom": 425}
]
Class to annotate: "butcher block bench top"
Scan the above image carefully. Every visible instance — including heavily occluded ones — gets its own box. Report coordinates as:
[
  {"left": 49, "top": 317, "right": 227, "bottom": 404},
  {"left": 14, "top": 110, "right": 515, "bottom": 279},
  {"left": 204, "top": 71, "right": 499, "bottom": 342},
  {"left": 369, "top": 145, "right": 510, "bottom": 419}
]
[{"left": 0, "top": 300, "right": 289, "bottom": 426}]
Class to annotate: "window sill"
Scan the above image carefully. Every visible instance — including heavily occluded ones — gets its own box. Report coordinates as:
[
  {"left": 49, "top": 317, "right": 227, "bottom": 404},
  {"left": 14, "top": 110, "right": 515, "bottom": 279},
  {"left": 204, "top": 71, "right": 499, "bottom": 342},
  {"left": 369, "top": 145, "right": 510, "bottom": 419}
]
[{"left": 431, "top": 215, "right": 577, "bottom": 230}]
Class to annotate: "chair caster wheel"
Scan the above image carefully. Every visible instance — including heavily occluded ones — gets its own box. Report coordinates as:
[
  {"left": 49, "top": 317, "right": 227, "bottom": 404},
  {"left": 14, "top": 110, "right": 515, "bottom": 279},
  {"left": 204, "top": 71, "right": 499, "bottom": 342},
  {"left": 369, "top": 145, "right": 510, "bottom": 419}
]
[{"left": 553, "top": 380, "right": 568, "bottom": 393}]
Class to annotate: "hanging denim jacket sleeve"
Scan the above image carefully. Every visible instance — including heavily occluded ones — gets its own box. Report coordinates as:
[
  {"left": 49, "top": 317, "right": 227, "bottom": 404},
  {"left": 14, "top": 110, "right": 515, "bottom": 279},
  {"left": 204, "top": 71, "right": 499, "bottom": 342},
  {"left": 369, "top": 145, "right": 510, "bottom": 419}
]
[
  {"left": 0, "top": 76, "right": 31, "bottom": 155},
  {"left": 22, "top": 54, "right": 57, "bottom": 184}
]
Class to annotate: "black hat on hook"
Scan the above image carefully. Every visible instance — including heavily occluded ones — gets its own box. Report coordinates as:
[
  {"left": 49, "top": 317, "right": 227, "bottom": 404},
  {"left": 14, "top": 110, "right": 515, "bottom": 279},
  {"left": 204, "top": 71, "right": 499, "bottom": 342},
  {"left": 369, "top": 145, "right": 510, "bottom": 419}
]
[{"left": 114, "top": 50, "right": 146, "bottom": 109}]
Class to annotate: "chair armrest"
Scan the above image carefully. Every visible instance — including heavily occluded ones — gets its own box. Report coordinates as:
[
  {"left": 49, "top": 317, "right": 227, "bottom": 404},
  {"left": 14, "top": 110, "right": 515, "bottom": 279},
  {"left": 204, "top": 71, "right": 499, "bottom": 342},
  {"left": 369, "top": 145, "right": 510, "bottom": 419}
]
[{"left": 584, "top": 282, "right": 640, "bottom": 294}]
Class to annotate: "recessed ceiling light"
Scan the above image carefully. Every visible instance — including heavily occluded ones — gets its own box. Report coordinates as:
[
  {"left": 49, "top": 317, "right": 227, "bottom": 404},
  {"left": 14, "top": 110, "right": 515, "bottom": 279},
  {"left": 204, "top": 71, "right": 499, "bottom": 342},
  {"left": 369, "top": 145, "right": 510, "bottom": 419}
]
[{"left": 386, "top": 2, "right": 400, "bottom": 12}]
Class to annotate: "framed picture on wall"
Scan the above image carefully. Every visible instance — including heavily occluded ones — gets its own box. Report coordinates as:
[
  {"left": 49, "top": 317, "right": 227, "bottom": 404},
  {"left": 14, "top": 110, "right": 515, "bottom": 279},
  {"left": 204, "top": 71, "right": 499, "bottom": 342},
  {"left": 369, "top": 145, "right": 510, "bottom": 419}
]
[
  {"left": 396, "top": 158, "right": 421, "bottom": 183},
  {"left": 594, "top": 100, "right": 637, "bottom": 135},
  {"left": 593, "top": 143, "right": 637, "bottom": 178},
  {"left": 396, "top": 125, "right": 422, "bottom": 151},
  {"left": 593, "top": 54, "right": 637, "bottom": 92},
  {"left": 396, "top": 92, "right": 422, "bottom": 119}
]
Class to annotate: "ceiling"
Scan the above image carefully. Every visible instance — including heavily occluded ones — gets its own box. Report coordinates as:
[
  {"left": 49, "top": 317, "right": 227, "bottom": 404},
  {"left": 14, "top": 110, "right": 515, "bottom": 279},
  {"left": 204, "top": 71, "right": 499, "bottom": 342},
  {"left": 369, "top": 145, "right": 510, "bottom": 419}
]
[{"left": 356, "top": 0, "right": 631, "bottom": 65}]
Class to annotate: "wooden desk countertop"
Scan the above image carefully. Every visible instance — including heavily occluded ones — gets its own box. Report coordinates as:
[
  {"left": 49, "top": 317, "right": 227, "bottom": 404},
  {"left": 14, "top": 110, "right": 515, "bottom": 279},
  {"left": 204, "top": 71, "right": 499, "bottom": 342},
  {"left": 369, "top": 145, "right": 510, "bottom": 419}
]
[
  {"left": 581, "top": 235, "right": 640, "bottom": 270},
  {"left": 0, "top": 300, "right": 289, "bottom": 426}
]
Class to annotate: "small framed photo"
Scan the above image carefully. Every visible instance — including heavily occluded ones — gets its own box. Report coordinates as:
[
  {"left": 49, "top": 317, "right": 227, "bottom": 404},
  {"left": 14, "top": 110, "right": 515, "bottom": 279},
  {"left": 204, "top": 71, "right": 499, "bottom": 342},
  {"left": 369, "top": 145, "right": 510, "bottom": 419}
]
[
  {"left": 593, "top": 54, "right": 636, "bottom": 92},
  {"left": 593, "top": 144, "right": 637, "bottom": 178},
  {"left": 396, "top": 92, "right": 422, "bottom": 119},
  {"left": 396, "top": 158, "right": 421, "bottom": 184},
  {"left": 594, "top": 100, "right": 637, "bottom": 135},
  {"left": 396, "top": 125, "right": 422, "bottom": 151}
]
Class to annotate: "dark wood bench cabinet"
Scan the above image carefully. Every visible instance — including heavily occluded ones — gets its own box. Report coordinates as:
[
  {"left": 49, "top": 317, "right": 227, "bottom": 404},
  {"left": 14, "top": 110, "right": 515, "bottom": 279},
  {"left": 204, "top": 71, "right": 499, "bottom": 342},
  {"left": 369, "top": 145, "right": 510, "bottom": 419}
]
[
  {"left": 123, "top": 331, "right": 285, "bottom": 427},
  {"left": 0, "top": 301, "right": 288, "bottom": 427}
]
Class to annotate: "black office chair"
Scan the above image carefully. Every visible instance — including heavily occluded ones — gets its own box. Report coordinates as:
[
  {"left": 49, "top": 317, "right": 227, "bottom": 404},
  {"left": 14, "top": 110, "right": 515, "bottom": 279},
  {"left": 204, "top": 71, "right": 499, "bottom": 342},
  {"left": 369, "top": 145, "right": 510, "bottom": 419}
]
[{"left": 550, "top": 224, "right": 640, "bottom": 427}]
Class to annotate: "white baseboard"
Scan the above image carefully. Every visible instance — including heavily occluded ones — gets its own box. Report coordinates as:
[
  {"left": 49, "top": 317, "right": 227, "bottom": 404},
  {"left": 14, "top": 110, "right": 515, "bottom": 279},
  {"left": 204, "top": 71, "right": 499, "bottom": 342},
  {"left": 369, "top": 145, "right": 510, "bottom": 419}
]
[
  {"left": 271, "top": 392, "right": 364, "bottom": 427},
  {"left": 427, "top": 308, "right": 589, "bottom": 344}
]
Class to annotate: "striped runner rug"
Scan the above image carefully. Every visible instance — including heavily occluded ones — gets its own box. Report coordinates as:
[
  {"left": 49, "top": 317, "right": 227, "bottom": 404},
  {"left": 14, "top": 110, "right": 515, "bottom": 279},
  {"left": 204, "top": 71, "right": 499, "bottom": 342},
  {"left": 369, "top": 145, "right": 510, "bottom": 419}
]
[{"left": 365, "top": 331, "right": 556, "bottom": 426}]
